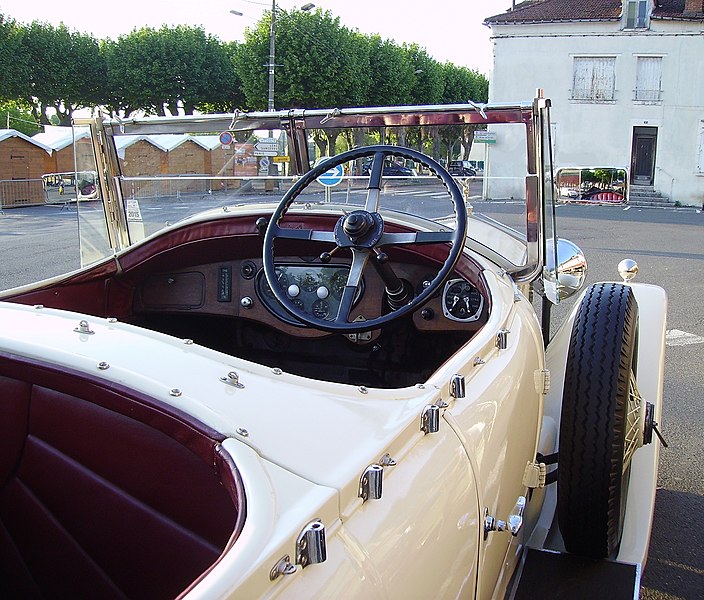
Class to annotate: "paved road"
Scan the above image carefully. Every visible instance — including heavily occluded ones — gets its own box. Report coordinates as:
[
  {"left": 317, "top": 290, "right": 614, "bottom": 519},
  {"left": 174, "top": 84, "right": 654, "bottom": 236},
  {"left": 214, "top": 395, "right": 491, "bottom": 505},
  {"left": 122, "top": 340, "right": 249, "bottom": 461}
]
[{"left": 1, "top": 194, "right": 702, "bottom": 598}]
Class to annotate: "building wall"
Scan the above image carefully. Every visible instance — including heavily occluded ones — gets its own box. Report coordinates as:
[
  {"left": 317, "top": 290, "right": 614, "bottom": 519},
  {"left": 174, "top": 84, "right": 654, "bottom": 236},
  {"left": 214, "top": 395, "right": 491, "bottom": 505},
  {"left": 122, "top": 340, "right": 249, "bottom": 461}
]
[
  {"left": 0, "top": 138, "right": 49, "bottom": 206},
  {"left": 488, "top": 19, "right": 704, "bottom": 205}
]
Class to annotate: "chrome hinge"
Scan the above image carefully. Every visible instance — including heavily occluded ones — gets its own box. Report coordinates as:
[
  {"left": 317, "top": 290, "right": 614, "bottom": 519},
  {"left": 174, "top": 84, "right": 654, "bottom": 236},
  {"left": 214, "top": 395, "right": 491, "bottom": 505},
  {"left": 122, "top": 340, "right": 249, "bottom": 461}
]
[
  {"left": 359, "top": 463, "right": 384, "bottom": 502},
  {"left": 534, "top": 369, "right": 550, "bottom": 395},
  {"left": 270, "top": 519, "right": 328, "bottom": 580},
  {"left": 296, "top": 520, "right": 327, "bottom": 569},
  {"left": 522, "top": 461, "right": 547, "bottom": 489},
  {"left": 496, "top": 328, "right": 510, "bottom": 350},
  {"left": 484, "top": 496, "right": 526, "bottom": 540},
  {"left": 421, "top": 404, "right": 440, "bottom": 434},
  {"left": 450, "top": 373, "right": 466, "bottom": 399}
]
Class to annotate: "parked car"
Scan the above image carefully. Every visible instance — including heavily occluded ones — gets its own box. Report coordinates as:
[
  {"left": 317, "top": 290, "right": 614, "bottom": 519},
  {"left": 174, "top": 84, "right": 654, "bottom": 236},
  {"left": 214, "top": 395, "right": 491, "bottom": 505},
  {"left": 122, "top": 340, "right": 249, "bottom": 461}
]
[
  {"left": 0, "top": 95, "right": 666, "bottom": 599},
  {"left": 581, "top": 186, "right": 626, "bottom": 203},
  {"left": 361, "top": 159, "right": 415, "bottom": 177},
  {"left": 449, "top": 159, "right": 477, "bottom": 177}
]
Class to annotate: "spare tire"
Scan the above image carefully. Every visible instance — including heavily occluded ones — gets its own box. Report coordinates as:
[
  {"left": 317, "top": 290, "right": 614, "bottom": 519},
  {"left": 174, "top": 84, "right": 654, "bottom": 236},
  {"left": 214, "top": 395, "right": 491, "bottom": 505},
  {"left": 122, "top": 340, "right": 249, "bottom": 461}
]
[{"left": 557, "top": 282, "right": 639, "bottom": 559}]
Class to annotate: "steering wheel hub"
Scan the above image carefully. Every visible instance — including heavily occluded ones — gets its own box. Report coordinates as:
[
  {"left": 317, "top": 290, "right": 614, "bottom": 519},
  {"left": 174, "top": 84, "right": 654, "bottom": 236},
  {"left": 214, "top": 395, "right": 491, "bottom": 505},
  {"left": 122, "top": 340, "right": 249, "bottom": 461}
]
[{"left": 335, "top": 210, "right": 384, "bottom": 248}]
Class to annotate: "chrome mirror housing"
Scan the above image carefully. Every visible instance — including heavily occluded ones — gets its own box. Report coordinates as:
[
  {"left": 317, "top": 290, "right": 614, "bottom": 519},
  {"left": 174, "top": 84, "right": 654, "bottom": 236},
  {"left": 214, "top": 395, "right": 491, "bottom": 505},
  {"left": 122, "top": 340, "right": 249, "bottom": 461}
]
[{"left": 543, "top": 238, "right": 588, "bottom": 303}]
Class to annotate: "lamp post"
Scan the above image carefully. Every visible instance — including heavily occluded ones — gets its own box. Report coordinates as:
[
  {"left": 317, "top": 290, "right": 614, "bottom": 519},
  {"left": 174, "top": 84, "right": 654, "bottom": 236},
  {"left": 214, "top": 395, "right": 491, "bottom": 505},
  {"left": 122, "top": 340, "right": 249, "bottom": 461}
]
[{"left": 267, "top": 0, "right": 276, "bottom": 111}]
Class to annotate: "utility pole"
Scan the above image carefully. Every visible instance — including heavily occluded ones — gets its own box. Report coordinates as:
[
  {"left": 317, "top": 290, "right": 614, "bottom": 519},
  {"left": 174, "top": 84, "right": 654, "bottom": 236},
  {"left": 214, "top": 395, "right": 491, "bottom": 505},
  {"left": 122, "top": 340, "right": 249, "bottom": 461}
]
[{"left": 267, "top": 0, "right": 276, "bottom": 112}]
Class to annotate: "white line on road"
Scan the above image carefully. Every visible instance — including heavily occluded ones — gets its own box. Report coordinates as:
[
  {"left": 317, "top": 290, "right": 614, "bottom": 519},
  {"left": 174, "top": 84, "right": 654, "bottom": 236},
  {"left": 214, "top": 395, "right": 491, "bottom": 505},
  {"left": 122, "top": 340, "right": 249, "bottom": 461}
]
[{"left": 666, "top": 329, "right": 704, "bottom": 347}]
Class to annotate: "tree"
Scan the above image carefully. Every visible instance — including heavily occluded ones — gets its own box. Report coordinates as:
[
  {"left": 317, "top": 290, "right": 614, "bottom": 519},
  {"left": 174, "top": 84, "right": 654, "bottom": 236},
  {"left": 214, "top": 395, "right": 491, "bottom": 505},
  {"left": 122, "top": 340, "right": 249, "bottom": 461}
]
[
  {"left": 0, "top": 14, "right": 29, "bottom": 103},
  {"left": 0, "top": 100, "right": 40, "bottom": 135},
  {"left": 438, "top": 63, "right": 490, "bottom": 161},
  {"left": 365, "top": 35, "right": 414, "bottom": 106},
  {"left": 104, "top": 25, "right": 240, "bottom": 117},
  {"left": 235, "top": 9, "right": 369, "bottom": 111},
  {"left": 20, "top": 21, "right": 105, "bottom": 125}
]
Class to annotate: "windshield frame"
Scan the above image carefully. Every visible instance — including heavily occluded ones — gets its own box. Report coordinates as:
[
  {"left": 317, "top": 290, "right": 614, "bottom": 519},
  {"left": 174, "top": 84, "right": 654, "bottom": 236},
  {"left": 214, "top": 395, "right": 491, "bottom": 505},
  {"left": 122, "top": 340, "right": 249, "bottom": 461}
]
[{"left": 74, "top": 94, "right": 554, "bottom": 283}]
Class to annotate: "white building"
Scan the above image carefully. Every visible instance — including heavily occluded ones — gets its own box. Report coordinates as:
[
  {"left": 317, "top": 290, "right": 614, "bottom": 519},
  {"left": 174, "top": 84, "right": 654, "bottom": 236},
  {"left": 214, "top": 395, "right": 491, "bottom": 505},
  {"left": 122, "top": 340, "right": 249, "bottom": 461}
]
[{"left": 484, "top": 0, "right": 704, "bottom": 206}]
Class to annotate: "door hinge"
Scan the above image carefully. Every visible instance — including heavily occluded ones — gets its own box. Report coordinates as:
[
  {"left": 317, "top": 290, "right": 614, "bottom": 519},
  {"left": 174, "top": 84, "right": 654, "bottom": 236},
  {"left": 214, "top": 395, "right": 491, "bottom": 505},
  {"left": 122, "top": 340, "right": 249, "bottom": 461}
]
[
  {"left": 522, "top": 461, "right": 547, "bottom": 489},
  {"left": 534, "top": 369, "right": 550, "bottom": 395}
]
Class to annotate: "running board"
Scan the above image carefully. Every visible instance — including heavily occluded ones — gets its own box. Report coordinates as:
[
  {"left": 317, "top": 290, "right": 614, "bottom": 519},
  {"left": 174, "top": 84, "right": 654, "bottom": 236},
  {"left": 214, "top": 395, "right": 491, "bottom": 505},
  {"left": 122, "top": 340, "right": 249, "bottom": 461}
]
[{"left": 511, "top": 548, "right": 640, "bottom": 599}]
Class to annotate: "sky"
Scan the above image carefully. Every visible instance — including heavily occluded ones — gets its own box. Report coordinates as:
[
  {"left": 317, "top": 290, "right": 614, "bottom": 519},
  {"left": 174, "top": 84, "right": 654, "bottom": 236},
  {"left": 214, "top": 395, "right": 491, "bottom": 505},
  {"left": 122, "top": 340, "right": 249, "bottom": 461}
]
[{"left": 2, "top": 0, "right": 512, "bottom": 75}]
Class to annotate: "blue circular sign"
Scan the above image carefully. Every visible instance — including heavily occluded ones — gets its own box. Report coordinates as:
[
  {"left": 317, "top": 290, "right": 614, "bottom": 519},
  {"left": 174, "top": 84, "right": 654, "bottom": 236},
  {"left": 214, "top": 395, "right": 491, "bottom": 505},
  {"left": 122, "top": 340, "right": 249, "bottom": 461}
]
[
  {"left": 219, "top": 131, "right": 234, "bottom": 145},
  {"left": 317, "top": 163, "right": 344, "bottom": 187}
]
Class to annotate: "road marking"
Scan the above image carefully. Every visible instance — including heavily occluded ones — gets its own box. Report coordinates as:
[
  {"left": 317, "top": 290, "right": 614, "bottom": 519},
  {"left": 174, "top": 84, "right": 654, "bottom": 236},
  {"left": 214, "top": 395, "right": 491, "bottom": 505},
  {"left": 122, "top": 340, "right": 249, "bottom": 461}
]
[
  {"left": 624, "top": 206, "right": 631, "bottom": 211},
  {"left": 666, "top": 329, "right": 704, "bottom": 347}
]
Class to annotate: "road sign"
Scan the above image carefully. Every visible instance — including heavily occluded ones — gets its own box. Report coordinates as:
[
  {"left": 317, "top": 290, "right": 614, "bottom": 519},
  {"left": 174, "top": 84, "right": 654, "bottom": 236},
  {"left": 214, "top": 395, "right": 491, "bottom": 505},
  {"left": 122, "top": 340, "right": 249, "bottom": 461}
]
[
  {"left": 255, "top": 141, "right": 279, "bottom": 153},
  {"left": 259, "top": 157, "right": 270, "bottom": 170},
  {"left": 273, "top": 155, "right": 290, "bottom": 163},
  {"left": 473, "top": 130, "right": 497, "bottom": 144},
  {"left": 317, "top": 163, "right": 344, "bottom": 187},
  {"left": 219, "top": 131, "right": 234, "bottom": 145},
  {"left": 254, "top": 150, "right": 278, "bottom": 156}
]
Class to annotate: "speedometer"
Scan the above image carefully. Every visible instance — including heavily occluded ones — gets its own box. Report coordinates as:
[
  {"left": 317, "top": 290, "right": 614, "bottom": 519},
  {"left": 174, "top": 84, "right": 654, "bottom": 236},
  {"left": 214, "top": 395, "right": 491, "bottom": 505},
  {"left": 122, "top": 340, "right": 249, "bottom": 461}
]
[{"left": 442, "top": 279, "right": 484, "bottom": 322}]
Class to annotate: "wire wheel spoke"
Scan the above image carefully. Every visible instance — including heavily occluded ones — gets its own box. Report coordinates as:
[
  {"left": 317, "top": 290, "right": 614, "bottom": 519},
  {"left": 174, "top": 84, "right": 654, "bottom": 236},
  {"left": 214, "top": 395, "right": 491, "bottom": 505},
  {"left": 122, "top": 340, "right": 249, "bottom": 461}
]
[{"left": 623, "top": 370, "right": 643, "bottom": 473}]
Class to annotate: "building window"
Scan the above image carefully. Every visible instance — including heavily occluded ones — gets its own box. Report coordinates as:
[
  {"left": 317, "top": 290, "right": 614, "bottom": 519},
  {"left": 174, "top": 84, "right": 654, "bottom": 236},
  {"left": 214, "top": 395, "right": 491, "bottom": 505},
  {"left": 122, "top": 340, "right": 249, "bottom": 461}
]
[
  {"left": 572, "top": 57, "right": 616, "bottom": 102},
  {"left": 625, "top": 0, "right": 649, "bottom": 29},
  {"left": 635, "top": 56, "right": 662, "bottom": 102}
]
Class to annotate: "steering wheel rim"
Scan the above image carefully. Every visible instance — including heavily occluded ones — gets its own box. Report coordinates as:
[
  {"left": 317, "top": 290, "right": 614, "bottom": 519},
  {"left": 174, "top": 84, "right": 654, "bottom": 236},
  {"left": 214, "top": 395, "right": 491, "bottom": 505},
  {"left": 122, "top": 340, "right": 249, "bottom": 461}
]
[{"left": 262, "top": 145, "right": 467, "bottom": 333}]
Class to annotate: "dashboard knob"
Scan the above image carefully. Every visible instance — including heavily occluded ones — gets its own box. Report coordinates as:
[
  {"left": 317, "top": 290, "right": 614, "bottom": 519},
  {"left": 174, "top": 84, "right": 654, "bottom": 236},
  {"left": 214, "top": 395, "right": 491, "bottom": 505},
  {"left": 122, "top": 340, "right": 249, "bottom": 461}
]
[
  {"left": 287, "top": 284, "right": 300, "bottom": 298},
  {"left": 316, "top": 286, "right": 329, "bottom": 299},
  {"left": 420, "top": 308, "right": 434, "bottom": 321}
]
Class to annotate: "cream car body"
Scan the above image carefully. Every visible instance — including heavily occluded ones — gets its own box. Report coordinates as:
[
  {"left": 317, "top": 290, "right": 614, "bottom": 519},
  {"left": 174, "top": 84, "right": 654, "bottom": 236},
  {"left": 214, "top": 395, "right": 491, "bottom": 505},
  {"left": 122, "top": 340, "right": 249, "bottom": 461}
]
[{"left": 0, "top": 96, "right": 666, "bottom": 599}]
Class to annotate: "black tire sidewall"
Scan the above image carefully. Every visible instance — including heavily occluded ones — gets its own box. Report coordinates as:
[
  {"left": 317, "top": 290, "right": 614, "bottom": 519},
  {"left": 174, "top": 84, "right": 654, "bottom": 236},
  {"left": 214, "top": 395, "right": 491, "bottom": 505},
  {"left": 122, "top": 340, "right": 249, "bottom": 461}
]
[{"left": 557, "top": 282, "right": 639, "bottom": 559}]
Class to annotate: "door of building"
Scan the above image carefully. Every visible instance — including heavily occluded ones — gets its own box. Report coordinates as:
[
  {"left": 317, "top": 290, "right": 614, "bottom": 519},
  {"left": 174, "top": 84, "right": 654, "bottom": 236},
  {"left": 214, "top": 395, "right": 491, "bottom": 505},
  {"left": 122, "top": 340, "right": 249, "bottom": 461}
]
[{"left": 631, "top": 126, "right": 658, "bottom": 185}]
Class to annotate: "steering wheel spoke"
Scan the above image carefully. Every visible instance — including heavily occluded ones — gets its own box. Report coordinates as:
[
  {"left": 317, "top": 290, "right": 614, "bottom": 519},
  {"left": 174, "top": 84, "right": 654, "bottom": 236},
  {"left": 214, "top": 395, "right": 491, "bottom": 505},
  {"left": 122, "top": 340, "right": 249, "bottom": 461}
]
[
  {"left": 379, "top": 230, "right": 456, "bottom": 246},
  {"left": 271, "top": 225, "right": 337, "bottom": 243},
  {"left": 335, "top": 249, "right": 368, "bottom": 322}
]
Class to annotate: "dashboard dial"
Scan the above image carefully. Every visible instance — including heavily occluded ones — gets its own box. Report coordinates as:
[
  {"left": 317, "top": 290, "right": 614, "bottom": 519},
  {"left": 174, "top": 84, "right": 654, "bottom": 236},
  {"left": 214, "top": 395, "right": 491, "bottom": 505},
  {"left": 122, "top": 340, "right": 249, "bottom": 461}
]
[
  {"left": 330, "top": 269, "right": 347, "bottom": 300},
  {"left": 312, "top": 298, "right": 330, "bottom": 319},
  {"left": 442, "top": 279, "right": 483, "bottom": 322}
]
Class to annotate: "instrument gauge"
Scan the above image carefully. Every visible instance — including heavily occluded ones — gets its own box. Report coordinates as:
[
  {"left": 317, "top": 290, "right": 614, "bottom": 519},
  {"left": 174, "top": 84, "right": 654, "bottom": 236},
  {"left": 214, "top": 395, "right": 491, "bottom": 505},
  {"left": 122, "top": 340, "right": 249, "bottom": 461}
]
[
  {"left": 330, "top": 269, "right": 347, "bottom": 299},
  {"left": 312, "top": 298, "right": 330, "bottom": 320},
  {"left": 442, "top": 279, "right": 484, "bottom": 322}
]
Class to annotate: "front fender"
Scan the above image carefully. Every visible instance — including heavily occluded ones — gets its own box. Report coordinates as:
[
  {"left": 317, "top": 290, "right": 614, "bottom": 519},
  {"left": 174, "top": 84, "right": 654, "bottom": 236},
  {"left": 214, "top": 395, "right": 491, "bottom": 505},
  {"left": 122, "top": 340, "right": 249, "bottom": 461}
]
[{"left": 544, "top": 282, "right": 667, "bottom": 566}]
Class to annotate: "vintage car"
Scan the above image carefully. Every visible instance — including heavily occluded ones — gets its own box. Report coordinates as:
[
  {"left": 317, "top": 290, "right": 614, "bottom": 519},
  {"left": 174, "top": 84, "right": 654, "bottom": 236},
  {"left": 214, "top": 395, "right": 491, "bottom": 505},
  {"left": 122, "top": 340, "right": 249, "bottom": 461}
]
[{"left": 0, "top": 93, "right": 667, "bottom": 599}]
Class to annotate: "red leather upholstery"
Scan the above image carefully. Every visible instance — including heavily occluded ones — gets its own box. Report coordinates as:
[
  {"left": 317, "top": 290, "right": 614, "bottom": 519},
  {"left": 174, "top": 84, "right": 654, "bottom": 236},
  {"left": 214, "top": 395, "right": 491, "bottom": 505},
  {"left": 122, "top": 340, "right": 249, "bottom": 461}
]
[{"left": 0, "top": 355, "right": 245, "bottom": 600}]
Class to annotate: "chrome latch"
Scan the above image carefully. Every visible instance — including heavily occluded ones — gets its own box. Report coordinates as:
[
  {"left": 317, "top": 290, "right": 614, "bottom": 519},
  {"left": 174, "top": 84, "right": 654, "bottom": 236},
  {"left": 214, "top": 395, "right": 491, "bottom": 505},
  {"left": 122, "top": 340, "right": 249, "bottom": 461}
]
[
  {"left": 74, "top": 320, "right": 95, "bottom": 335},
  {"left": 496, "top": 328, "right": 510, "bottom": 350},
  {"left": 269, "top": 555, "right": 297, "bottom": 581},
  {"left": 484, "top": 496, "right": 526, "bottom": 539},
  {"left": 421, "top": 404, "right": 440, "bottom": 434},
  {"left": 359, "top": 463, "right": 384, "bottom": 502},
  {"left": 219, "top": 371, "right": 244, "bottom": 388},
  {"left": 450, "top": 374, "right": 466, "bottom": 399},
  {"left": 296, "top": 520, "right": 327, "bottom": 569}
]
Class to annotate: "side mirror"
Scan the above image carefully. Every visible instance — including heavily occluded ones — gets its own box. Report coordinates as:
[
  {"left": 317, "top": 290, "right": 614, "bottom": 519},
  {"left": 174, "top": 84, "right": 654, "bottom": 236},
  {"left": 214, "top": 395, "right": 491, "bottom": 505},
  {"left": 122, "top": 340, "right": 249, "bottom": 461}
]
[{"left": 543, "top": 238, "right": 588, "bottom": 304}]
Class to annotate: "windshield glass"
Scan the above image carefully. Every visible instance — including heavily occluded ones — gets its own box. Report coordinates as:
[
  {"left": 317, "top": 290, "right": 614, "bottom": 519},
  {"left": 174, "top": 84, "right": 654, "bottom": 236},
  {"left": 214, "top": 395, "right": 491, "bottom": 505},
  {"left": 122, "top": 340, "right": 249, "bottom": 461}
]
[
  {"left": 1, "top": 101, "right": 548, "bottom": 294},
  {"left": 94, "top": 108, "right": 538, "bottom": 266}
]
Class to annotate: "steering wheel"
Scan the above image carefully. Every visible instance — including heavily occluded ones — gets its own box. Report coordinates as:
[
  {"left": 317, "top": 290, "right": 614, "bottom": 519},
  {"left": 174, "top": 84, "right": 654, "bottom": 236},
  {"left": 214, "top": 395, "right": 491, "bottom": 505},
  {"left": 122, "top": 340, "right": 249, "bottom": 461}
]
[{"left": 262, "top": 145, "right": 467, "bottom": 332}]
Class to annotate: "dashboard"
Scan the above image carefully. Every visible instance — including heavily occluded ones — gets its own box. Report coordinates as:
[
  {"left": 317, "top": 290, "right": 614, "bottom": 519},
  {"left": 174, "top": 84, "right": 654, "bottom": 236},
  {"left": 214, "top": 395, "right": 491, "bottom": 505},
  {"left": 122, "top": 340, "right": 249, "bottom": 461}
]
[
  {"left": 256, "top": 264, "right": 363, "bottom": 325},
  {"left": 134, "top": 256, "right": 488, "bottom": 337}
]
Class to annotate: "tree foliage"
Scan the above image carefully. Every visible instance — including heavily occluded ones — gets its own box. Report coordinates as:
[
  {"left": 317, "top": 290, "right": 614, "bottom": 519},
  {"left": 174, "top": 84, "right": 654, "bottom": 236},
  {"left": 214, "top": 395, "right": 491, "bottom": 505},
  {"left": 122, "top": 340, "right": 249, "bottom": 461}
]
[
  {"left": 0, "top": 7, "right": 490, "bottom": 160},
  {"left": 19, "top": 21, "right": 105, "bottom": 125}
]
